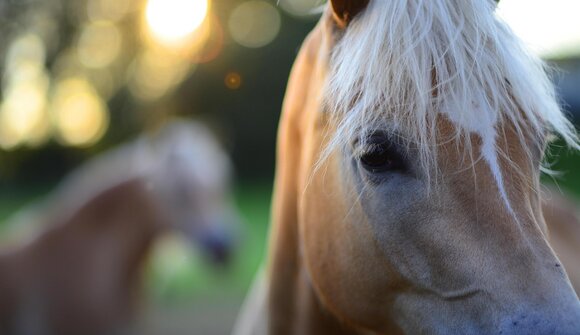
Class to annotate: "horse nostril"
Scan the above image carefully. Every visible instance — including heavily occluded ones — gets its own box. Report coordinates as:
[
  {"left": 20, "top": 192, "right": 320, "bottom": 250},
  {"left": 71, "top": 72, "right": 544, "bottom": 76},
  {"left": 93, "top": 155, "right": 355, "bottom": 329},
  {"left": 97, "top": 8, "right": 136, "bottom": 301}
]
[
  {"left": 499, "top": 310, "right": 580, "bottom": 335},
  {"left": 199, "top": 229, "right": 234, "bottom": 265}
]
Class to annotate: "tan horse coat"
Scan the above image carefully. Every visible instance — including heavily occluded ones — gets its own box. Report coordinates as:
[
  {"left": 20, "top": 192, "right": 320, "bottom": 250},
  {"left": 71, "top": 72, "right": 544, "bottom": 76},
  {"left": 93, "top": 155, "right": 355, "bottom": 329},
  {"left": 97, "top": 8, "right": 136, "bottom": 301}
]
[
  {"left": 256, "top": 6, "right": 580, "bottom": 335},
  {"left": 544, "top": 187, "right": 580, "bottom": 296}
]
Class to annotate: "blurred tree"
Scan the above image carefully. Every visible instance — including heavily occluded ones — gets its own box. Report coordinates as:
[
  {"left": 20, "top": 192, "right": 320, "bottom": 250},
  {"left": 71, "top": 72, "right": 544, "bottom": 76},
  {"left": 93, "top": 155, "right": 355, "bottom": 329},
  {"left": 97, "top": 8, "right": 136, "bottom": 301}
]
[{"left": 0, "top": 0, "right": 317, "bottom": 188}]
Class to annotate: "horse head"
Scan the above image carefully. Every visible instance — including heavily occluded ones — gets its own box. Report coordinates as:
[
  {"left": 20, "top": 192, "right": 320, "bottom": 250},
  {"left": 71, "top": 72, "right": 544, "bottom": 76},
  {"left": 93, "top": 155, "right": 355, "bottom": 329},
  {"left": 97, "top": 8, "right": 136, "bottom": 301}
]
[
  {"left": 267, "top": 1, "right": 580, "bottom": 334},
  {"left": 145, "top": 120, "right": 237, "bottom": 263}
]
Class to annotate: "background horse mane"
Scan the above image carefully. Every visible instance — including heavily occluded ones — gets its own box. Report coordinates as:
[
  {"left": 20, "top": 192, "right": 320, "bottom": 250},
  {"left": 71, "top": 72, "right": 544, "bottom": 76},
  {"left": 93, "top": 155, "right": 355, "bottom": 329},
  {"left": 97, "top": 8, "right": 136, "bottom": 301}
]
[
  {"left": 50, "top": 120, "right": 229, "bottom": 221},
  {"left": 324, "top": 0, "right": 578, "bottom": 206},
  {"left": 0, "top": 139, "right": 149, "bottom": 249}
]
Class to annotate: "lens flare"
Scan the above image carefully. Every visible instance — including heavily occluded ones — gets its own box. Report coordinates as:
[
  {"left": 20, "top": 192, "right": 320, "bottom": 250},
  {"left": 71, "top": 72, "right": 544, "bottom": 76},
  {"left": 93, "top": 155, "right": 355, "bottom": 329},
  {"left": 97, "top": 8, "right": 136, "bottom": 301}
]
[
  {"left": 225, "top": 72, "right": 242, "bottom": 90},
  {"left": 145, "top": 0, "right": 208, "bottom": 43}
]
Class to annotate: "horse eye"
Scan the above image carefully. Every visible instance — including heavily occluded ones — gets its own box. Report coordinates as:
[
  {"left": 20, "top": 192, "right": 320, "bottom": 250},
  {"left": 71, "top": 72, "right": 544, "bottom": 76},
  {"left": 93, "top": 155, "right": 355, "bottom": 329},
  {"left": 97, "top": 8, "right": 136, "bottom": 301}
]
[{"left": 359, "top": 135, "right": 404, "bottom": 173}]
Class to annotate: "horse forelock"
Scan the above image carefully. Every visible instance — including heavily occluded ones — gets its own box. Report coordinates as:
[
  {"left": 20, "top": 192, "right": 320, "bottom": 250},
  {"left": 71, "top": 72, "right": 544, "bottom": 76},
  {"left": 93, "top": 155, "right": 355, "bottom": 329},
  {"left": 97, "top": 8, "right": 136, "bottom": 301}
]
[{"left": 322, "top": 0, "right": 578, "bottom": 210}]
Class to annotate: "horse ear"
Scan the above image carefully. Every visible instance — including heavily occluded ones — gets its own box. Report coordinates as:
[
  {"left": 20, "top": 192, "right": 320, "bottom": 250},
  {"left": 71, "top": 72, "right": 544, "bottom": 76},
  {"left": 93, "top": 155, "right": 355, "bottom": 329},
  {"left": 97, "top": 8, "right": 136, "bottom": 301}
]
[{"left": 330, "top": 0, "right": 369, "bottom": 28}]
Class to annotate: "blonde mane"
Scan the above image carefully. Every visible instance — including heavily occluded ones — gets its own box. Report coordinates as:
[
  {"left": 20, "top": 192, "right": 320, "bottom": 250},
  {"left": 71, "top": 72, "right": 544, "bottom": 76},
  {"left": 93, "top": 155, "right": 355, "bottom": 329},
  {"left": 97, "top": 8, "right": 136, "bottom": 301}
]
[{"left": 324, "top": 0, "right": 578, "bottom": 206}]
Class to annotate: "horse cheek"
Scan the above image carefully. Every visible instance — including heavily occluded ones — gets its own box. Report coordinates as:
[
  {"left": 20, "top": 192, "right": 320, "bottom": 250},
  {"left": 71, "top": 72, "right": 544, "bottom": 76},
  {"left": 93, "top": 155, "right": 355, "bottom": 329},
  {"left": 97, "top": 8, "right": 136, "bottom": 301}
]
[{"left": 300, "top": 152, "right": 400, "bottom": 332}]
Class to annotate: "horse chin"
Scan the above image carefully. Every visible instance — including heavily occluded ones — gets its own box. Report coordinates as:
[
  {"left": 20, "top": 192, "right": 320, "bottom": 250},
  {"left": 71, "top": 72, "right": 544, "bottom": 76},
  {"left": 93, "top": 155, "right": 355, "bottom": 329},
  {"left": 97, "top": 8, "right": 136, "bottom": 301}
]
[
  {"left": 393, "top": 291, "right": 580, "bottom": 335},
  {"left": 197, "top": 226, "right": 234, "bottom": 265}
]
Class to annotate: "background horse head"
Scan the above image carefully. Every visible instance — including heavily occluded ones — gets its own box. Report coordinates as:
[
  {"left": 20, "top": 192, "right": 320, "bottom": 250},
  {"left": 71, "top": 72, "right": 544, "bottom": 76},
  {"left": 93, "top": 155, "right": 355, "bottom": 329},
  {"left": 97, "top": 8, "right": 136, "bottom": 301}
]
[
  {"left": 143, "top": 120, "right": 237, "bottom": 261},
  {"left": 266, "top": 1, "right": 580, "bottom": 334},
  {"left": 0, "top": 120, "right": 237, "bottom": 335},
  {"left": 50, "top": 119, "right": 236, "bottom": 261}
]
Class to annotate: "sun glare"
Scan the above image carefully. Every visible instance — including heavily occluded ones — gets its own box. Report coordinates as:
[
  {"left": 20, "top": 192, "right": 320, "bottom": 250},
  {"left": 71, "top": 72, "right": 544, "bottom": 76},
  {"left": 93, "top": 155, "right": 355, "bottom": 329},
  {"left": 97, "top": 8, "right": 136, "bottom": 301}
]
[{"left": 145, "top": 0, "right": 208, "bottom": 43}]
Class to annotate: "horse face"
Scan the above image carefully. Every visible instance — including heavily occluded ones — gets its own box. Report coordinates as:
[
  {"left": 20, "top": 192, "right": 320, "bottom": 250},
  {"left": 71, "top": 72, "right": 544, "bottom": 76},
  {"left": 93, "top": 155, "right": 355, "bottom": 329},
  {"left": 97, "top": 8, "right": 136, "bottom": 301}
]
[
  {"left": 293, "top": 1, "right": 580, "bottom": 333},
  {"left": 152, "top": 122, "right": 237, "bottom": 263},
  {"left": 337, "top": 123, "right": 580, "bottom": 333},
  {"left": 301, "top": 105, "right": 580, "bottom": 335}
]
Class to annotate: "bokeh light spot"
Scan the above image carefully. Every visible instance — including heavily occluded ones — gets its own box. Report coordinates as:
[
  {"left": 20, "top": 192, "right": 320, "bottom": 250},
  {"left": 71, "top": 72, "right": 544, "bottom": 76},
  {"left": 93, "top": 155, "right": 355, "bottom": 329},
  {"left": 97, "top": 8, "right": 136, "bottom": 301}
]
[
  {"left": 128, "top": 49, "right": 191, "bottom": 102},
  {"left": 87, "top": 0, "right": 132, "bottom": 22},
  {"left": 51, "top": 78, "right": 109, "bottom": 147},
  {"left": 0, "top": 81, "right": 48, "bottom": 148},
  {"left": 225, "top": 72, "right": 242, "bottom": 90},
  {"left": 78, "top": 21, "right": 122, "bottom": 69},
  {"left": 228, "top": 1, "right": 281, "bottom": 48},
  {"left": 5, "top": 34, "right": 46, "bottom": 78},
  {"left": 0, "top": 33, "right": 50, "bottom": 149},
  {"left": 145, "top": 0, "right": 208, "bottom": 43}
]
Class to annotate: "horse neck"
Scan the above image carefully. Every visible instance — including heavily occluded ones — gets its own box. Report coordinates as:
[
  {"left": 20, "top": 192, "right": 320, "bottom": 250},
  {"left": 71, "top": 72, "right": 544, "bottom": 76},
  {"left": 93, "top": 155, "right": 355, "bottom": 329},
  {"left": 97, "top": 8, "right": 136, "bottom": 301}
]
[
  {"left": 0, "top": 179, "right": 166, "bottom": 334},
  {"left": 34, "top": 178, "right": 164, "bottom": 294},
  {"left": 266, "top": 18, "right": 367, "bottom": 335}
]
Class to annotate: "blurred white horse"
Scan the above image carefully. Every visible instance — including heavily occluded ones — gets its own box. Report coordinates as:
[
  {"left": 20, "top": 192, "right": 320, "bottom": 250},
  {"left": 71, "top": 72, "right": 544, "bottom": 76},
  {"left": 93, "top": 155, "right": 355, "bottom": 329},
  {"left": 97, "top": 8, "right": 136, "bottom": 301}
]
[{"left": 0, "top": 120, "right": 237, "bottom": 335}]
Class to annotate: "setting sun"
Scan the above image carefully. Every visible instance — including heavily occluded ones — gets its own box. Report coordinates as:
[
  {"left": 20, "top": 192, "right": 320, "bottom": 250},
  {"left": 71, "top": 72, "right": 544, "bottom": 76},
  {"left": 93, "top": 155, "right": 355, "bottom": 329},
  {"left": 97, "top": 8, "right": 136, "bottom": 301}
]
[{"left": 145, "top": 0, "right": 208, "bottom": 43}]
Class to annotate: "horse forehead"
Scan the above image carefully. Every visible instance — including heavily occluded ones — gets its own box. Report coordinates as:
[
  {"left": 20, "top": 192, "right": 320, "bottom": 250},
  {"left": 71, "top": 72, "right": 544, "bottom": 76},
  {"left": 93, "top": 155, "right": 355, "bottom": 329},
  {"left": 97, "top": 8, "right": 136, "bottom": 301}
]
[{"left": 168, "top": 144, "right": 228, "bottom": 191}]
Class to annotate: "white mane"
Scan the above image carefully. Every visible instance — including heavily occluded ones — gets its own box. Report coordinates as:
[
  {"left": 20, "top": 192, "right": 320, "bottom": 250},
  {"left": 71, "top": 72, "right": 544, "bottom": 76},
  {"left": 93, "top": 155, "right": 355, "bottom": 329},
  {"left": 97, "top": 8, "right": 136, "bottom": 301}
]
[{"left": 324, "top": 0, "right": 578, "bottom": 202}]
